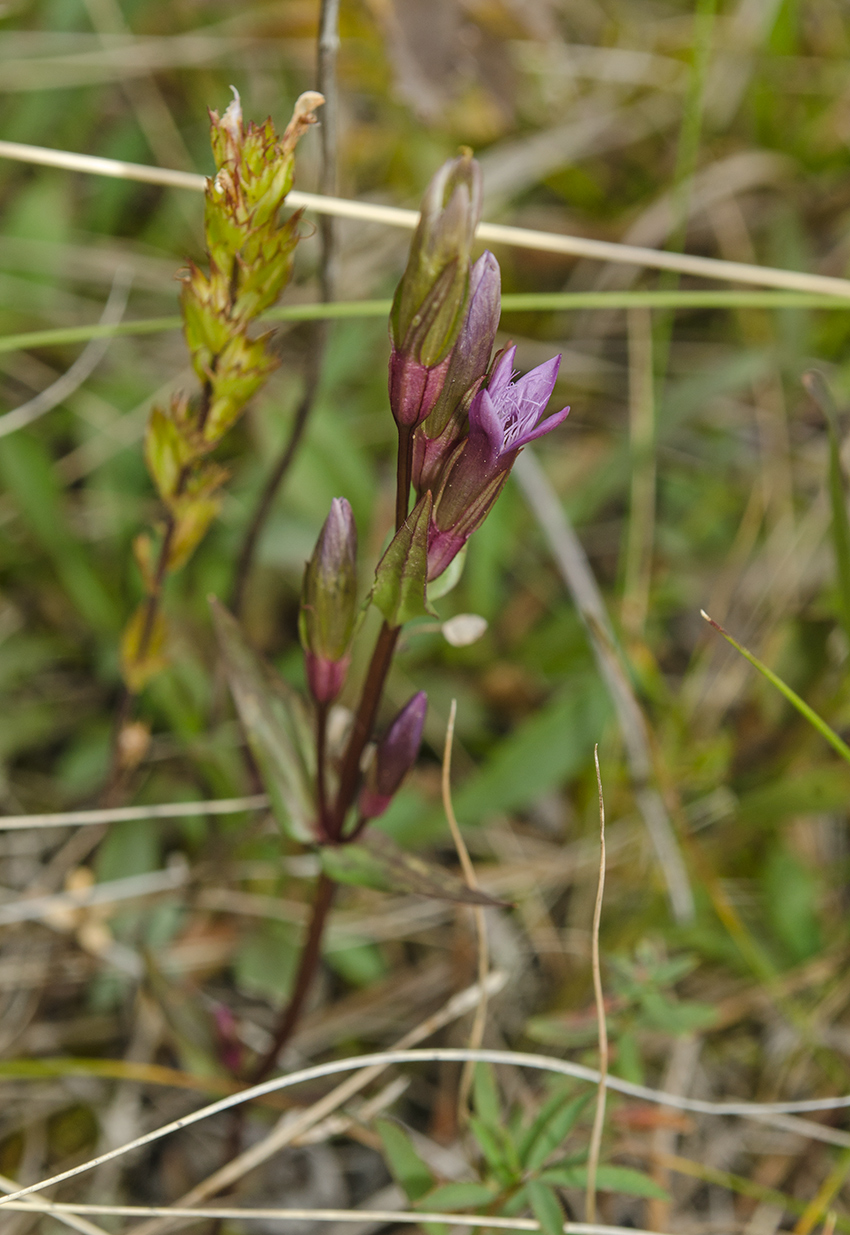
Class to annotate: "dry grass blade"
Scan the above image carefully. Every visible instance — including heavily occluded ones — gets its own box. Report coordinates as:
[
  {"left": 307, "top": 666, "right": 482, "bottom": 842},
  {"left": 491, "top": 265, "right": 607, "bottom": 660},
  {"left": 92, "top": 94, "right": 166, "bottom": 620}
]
[
  {"left": 585, "top": 746, "right": 608, "bottom": 1225},
  {"left": 5, "top": 1045, "right": 850, "bottom": 1216},
  {"left": 0, "top": 794, "right": 269, "bottom": 830},
  {"left": 0, "top": 1200, "right": 700, "bottom": 1235},
  {"left": 443, "top": 698, "right": 490, "bottom": 1118},
  {"left": 127, "top": 973, "right": 509, "bottom": 1235},
  {"left": 2, "top": 141, "right": 850, "bottom": 294}
]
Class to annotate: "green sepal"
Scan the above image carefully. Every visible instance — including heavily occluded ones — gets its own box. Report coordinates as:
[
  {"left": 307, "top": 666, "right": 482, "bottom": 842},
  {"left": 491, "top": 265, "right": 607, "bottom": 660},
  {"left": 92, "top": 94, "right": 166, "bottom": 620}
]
[
  {"left": 319, "top": 828, "right": 506, "bottom": 906},
  {"left": 211, "top": 598, "right": 316, "bottom": 843},
  {"left": 144, "top": 406, "right": 192, "bottom": 504},
  {"left": 371, "top": 492, "right": 435, "bottom": 627}
]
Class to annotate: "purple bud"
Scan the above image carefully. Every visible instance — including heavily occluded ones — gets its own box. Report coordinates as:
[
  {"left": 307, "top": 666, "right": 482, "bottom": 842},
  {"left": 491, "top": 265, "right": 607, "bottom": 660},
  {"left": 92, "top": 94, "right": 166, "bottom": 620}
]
[
  {"left": 359, "top": 691, "right": 428, "bottom": 820},
  {"left": 412, "top": 251, "right": 501, "bottom": 493},
  {"left": 299, "top": 498, "right": 358, "bottom": 703},
  {"left": 388, "top": 153, "right": 483, "bottom": 430}
]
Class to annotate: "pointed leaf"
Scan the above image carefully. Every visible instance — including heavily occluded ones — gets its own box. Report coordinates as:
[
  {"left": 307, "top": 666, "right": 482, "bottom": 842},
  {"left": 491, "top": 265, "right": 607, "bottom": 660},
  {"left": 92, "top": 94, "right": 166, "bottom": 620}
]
[
  {"left": 211, "top": 598, "right": 315, "bottom": 842},
  {"left": 376, "top": 1119, "right": 434, "bottom": 1203},
  {"left": 521, "top": 1093, "right": 590, "bottom": 1171},
  {"left": 538, "top": 1164, "right": 669, "bottom": 1200},
  {"left": 528, "top": 1181, "right": 565, "bottom": 1235},
  {"left": 473, "top": 1062, "right": 502, "bottom": 1130},
  {"left": 372, "top": 492, "right": 435, "bottom": 627},
  {"left": 319, "top": 829, "right": 507, "bottom": 906},
  {"left": 417, "top": 1183, "right": 498, "bottom": 1211},
  {"left": 468, "top": 1115, "right": 515, "bottom": 1187}
]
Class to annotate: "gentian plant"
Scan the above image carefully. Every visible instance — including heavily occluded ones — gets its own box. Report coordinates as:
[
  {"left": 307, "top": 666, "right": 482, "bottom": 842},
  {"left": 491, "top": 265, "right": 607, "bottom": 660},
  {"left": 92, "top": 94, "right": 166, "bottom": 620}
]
[{"left": 153, "top": 120, "right": 570, "bottom": 1078}]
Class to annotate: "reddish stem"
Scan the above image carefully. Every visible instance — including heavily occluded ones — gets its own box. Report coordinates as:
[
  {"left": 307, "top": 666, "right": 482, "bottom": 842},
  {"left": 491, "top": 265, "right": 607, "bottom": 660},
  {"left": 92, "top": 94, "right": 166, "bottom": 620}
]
[{"left": 249, "top": 871, "right": 336, "bottom": 1082}]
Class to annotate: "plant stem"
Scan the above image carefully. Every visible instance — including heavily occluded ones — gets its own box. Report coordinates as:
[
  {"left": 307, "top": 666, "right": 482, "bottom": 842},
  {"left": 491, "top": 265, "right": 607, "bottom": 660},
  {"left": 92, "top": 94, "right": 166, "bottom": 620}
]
[
  {"left": 315, "top": 700, "right": 330, "bottom": 839},
  {"left": 395, "top": 424, "right": 413, "bottom": 529},
  {"left": 332, "top": 621, "right": 400, "bottom": 835},
  {"left": 249, "top": 871, "right": 336, "bottom": 1082}
]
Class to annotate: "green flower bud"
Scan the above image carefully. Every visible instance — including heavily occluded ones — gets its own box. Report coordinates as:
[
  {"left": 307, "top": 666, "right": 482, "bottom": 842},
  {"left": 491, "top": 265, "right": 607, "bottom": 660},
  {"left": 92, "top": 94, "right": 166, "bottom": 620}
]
[
  {"left": 390, "top": 150, "right": 483, "bottom": 373},
  {"left": 299, "top": 498, "right": 358, "bottom": 703}
]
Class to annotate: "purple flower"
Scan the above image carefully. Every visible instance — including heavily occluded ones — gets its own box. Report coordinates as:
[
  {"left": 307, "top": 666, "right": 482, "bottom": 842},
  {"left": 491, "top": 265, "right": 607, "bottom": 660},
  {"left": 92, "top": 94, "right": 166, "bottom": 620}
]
[
  {"left": 359, "top": 691, "right": 428, "bottom": 820},
  {"left": 427, "top": 347, "right": 568, "bottom": 580}
]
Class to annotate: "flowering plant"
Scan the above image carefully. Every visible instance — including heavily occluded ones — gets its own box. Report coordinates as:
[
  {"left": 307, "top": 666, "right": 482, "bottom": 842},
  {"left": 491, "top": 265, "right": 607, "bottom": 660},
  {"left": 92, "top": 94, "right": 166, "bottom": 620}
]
[{"left": 121, "top": 108, "right": 569, "bottom": 1075}]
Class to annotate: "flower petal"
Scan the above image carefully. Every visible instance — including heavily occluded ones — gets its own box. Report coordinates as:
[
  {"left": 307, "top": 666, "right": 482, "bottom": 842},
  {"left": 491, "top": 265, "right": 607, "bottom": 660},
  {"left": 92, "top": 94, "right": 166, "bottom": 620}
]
[
  {"left": 487, "top": 344, "right": 517, "bottom": 399},
  {"left": 510, "top": 354, "right": 561, "bottom": 421},
  {"left": 511, "top": 404, "right": 570, "bottom": 450},
  {"left": 468, "top": 388, "right": 504, "bottom": 465}
]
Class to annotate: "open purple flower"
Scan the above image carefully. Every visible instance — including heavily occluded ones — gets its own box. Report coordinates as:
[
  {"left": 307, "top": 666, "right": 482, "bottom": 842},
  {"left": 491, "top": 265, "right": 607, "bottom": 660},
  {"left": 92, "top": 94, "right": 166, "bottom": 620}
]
[{"left": 427, "top": 347, "right": 568, "bottom": 580}]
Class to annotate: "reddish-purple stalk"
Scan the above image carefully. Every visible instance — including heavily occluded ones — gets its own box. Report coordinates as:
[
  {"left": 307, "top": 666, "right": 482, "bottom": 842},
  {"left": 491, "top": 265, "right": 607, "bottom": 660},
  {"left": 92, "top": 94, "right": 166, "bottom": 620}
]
[{"left": 248, "top": 425, "right": 413, "bottom": 1081}]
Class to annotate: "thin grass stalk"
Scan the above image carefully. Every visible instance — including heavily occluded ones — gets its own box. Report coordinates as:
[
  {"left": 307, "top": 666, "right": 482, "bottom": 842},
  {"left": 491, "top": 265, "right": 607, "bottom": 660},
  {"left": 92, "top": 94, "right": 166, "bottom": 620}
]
[
  {"left": 585, "top": 746, "right": 608, "bottom": 1225},
  {"left": 700, "top": 610, "right": 850, "bottom": 765},
  {"left": 442, "top": 698, "right": 490, "bottom": 1120},
  {"left": 7, "top": 1045, "right": 850, "bottom": 1214}
]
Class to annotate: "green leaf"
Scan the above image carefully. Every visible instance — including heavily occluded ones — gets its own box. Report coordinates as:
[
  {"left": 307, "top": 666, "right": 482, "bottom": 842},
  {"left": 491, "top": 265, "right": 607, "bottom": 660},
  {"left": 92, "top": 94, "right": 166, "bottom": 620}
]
[
  {"left": 520, "top": 1093, "right": 590, "bottom": 1171},
  {"left": 211, "top": 598, "right": 315, "bottom": 842},
  {"left": 701, "top": 612, "right": 850, "bottom": 767},
  {"left": 320, "top": 829, "right": 506, "bottom": 905},
  {"left": 371, "top": 492, "right": 435, "bottom": 627},
  {"left": 418, "top": 1183, "right": 498, "bottom": 1211},
  {"left": 472, "top": 1063, "right": 502, "bottom": 1129},
  {"left": 376, "top": 1118, "right": 434, "bottom": 1202},
  {"left": 538, "top": 1164, "right": 669, "bottom": 1200},
  {"left": 527, "top": 1180, "right": 565, "bottom": 1235},
  {"left": 468, "top": 1115, "right": 515, "bottom": 1187}
]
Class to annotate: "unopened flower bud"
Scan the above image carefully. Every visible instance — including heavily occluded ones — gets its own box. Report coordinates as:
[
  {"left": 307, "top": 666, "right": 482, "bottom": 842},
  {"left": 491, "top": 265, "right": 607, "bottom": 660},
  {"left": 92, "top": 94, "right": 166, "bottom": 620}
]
[
  {"left": 412, "top": 250, "right": 501, "bottom": 495},
  {"left": 359, "top": 692, "right": 427, "bottom": 820},
  {"left": 299, "top": 498, "right": 358, "bottom": 703},
  {"left": 389, "top": 152, "right": 483, "bottom": 428}
]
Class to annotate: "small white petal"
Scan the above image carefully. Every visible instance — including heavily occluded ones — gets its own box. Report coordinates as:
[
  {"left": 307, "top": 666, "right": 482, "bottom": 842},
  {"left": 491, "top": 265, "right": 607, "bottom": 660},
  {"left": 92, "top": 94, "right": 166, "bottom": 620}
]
[{"left": 442, "top": 613, "right": 488, "bottom": 647}]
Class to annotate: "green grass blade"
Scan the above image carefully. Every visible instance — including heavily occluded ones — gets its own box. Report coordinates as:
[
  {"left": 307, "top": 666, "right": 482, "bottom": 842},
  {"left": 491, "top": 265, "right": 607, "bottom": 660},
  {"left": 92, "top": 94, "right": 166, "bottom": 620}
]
[
  {"left": 1, "top": 292, "right": 849, "bottom": 355},
  {"left": 701, "top": 610, "right": 850, "bottom": 766}
]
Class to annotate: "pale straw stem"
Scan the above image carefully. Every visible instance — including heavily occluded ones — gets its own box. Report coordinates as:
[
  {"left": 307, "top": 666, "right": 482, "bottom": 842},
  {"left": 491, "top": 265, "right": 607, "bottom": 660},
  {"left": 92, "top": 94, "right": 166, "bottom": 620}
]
[
  {"left": 2, "top": 141, "right": 850, "bottom": 296},
  {"left": 585, "top": 746, "right": 609, "bottom": 1224},
  {"left": 442, "top": 698, "right": 490, "bottom": 1119}
]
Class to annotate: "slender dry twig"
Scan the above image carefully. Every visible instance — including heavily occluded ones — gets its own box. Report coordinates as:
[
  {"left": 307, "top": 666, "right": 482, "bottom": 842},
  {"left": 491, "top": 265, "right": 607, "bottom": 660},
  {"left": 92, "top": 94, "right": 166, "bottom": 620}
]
[
  {"left": 0, "top": 267, "right": 131, "bottom": 438},
  {"left": 0, "top": 1201, "right": 711, "bottom": 1235},
  {"left": 585, "top": 746, "right": 608, "bottom": 1224},
  {"left": 7, "top": 1044, "right": 850, "bottom": 1216},
  {"left": 442, "top": 698, "right": 490, "bottom": 1118},
  {"left": 0, "top": 1172, "right": 109, "bottom": 1235},
  {"left": 127, "top": 973, "right": 509, "bottom": 1235},
  {"left": 2, "top": 141, "right": 850, "bottom": 295},
  {"left": 0, "top": 794, "right": 268, "bottom": 831}
]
